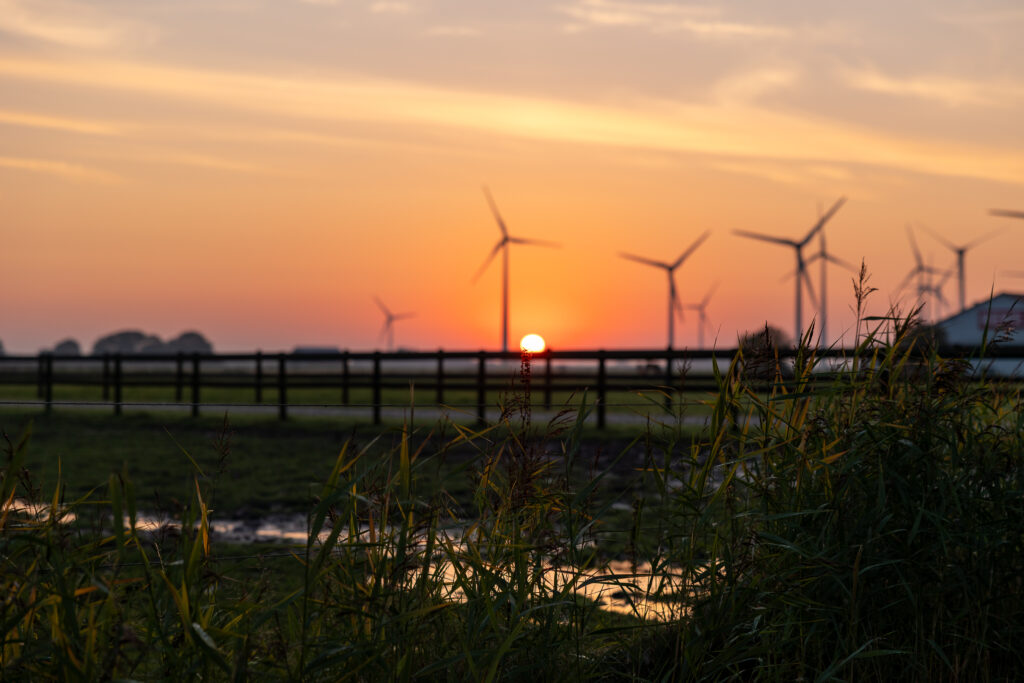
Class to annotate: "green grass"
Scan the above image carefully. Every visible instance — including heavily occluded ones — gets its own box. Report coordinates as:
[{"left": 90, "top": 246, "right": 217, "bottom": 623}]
[{"left": 4, "top": 278, "right": 1024, "bottom": 680}]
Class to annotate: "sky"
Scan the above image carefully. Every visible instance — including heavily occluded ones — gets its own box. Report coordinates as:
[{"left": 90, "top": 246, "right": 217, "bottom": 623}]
[{"left": 2, "top": 0, "right": 1024, "bottom": 354}]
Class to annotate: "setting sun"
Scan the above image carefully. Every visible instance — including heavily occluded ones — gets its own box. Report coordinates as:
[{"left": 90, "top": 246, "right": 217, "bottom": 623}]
[{"left": 520, "top": 333, "right": 546, "bottom": 353}]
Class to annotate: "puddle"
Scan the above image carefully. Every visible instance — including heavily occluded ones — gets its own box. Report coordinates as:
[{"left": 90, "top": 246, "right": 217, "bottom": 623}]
[{"left": 7, "top": 501, "right": 689, "bottom": 621}]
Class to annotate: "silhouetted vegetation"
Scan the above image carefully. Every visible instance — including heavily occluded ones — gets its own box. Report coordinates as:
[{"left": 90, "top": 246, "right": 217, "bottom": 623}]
[{"left": 3, "top": 285, "right": 1024, "bottom": 680}]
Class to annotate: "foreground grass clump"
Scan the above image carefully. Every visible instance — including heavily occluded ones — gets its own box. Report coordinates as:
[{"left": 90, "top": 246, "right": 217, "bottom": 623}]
[{"left": 3, "top": 292, "right": 1024, "bottom": 680}]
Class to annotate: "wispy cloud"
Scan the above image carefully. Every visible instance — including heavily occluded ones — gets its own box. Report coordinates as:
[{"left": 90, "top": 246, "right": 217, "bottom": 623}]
[
  {"left": 2, "top": 56, "right": 1023, "bottom": 186},
  {"left": 711, "top": 68, "right": 800, "bottom": 105},
  {"left": 0, "top": 109, "right": 120, "bottom": 135},
  {"left": 558, "top": 0, "right": 788, "bottom": 38},
  {"left": 712, "top": 160, "right": 853, "bottom": 187},
  {"left": 842, "top": 66, "right": 1024, "bottom": 108},
  {"left": 0, "top": 0, "right": 157, "bottom": 49},
  {"left": 0, "top": 156, "right": 120, "bottom": 182}
]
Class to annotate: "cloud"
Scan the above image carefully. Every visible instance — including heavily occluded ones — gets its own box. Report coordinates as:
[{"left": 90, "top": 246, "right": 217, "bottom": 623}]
[
  {"left": 0, "top": 0, "right": 157, "bottom": 49},
  {"left": 842, "top": 66, "right": 1024, "bottom": 108},
  {"left": 0, "top": 156, "right": 120, "bottom": 182},
  {"left": 2, "top": 55, "right": 1023, "bottom": 186},
  {"left": 712, "top": 68, "right": 800, "bottom": 105},
  {"left": 558, "top": 0, "right": 788, "bottom": 38},
  {"left": 0, "top": 109, "right": 120, "bottom": 135}
]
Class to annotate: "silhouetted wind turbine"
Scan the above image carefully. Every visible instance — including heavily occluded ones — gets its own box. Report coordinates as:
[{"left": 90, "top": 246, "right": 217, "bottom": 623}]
[
  {"left": 896, "top": 226, "right": 950, "bottom": 321},
  {"left": 734, "top": 196, "right": 846, "bottom": 344},
  {"left": 923, "top": 225, "right": 1000, "bottom": 313},
  {"left": 806, "top": 229, "right": 855, "bottom": 347},
  {"left": 374, "top": 296, "right": 415, "bottom": 352},
  {"left": 620, "top": 231, "right": 710, "bottom": 350},
  {"left": 990, "top": 209, "right": 1024, "bottom": 220},
  {"left": 473, "top": 187, "right": 559, "bottom": 353},
  {"left": 683, "top": 282, "right": 718, "bottom": 349}
]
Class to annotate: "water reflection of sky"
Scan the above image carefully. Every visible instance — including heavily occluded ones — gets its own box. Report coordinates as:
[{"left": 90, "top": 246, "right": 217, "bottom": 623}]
[{"left": 10, "top": 500, "right": 689, "bottom": 622}]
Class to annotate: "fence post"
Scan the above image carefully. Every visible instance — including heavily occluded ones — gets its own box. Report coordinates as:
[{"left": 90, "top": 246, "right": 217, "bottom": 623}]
[
  {"left": 44, "top": 353, "right": 53, "bottom": 414},
  {"left": 476, "top": 351, "right": 487, "bottom": 425},
  {"left": 278, "top": 354, "right": 287, "bottom": 420},
  {"left": 191, "top": 353, "right": 201, "bottom": 418},
  {"left": 255, "top": 351, "right": 263, "bottom": 403},
  {"left": 544, "top": 350, "right": 552, "bottom": 410},
  {"left": 372, "top": 352, "right": 382, "bottom": 425},
  {"left": 102, "top": 354, "right": 110, "bottom": 401},
  {"left": 114, "top": 354, "right": 123, "bottom": 416},
  {"left": 664, "top": 350, "right": 674, "bottom": 412},
  {"left": 436, "top": 349, "right": 445, "bottom": 405},
  {"left": 342, "top": 351, "right": 349, "bottom": 405},
  {"left": 597, "top": 350, "right": 607, "bottom": 429},
  {"left": 175, "top": 352, "right": 184, "bottom": 402},
  {"left": 36, "top": 355, "right": 44, "bottom": 399}
]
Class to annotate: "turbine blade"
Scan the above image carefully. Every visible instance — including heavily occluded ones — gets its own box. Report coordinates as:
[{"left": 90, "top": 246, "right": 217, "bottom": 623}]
[
  {"left": 472, "top": 241, "right": 504, "bottom": 282},
  {"left": 482, "top": 186, "right": 509, "bottom": 238},
  {"left": 823, "top": 252, "right": 857, "bottom": 272},
  {"left": 394, "top": 312, "right": 416, "bottom": 321},
  {"left": 801, "top": 196, "right": 846, "bottom": 245},
  {"left": 508, "top": 236, "right": 561, "bottom": 248},
  {"left": 619, "top": 252, "right": 670, "bottom": 269},
  {"left": 733, "top": 229, "right": 796, "bottom": 247},
  {"left": 801, "top": 266, "right": 818, "bottom": 309},
  {"left": 373, "top": 296, "right": 390, "bottom": 316},
  {"left": 670, "top": 275, "right": 685, "bottom": 321},
  {"left": 671, "top": 230, "right": 711, "bottom": 269},
  {"left": 378, "top": 321, "right": 391, "bottom": 340},
  {"left": 895, "top": 268, "right": 919, "bottom": 295},
  {"left": 922, "top": 224, "right": 957, "bottom": 252},
  {"left": 702, "top": 281, "right": 719, "bottom": 306},
  {"left": 990, "top": 209, "right": 1024, "bottom": 220},
  {"left": 963, "top": 227, "right": 1003, "bottom": 250}
]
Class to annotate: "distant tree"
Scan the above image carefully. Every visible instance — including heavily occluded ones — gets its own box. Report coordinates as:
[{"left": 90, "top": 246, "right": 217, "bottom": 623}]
[
  {"left": 53, "top": 339, "right": 82, "bottom": 356},
  {"left": 92, "top": 330, "right": 163, "bottom": 355},
  {"left": 166, "top": 331, "right": 213, "bottom": 354}
]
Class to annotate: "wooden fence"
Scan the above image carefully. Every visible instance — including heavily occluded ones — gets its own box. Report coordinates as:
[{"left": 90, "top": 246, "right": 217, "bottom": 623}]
[{"left": 2, "top": 347, "right": 1021, "bottom": 428}]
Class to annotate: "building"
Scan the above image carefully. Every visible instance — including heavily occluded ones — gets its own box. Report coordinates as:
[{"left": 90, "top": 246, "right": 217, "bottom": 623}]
[{"left": 935, "top": 293, "right": 1024, "bottom": 348}]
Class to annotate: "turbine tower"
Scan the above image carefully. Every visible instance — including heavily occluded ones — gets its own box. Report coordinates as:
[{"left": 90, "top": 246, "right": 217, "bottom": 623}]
[
  {"left": 474, "top": 187, "right": 559, "bottom": 353},
  {"left": 734, "top": 197, "right": 846, "bottom": 345},
  {"left": 374, "top": 296, "right": 415, "bottom": 352},
  {"left": 683, "top": 282, "right": 718, "bottom": 349},
  {"left": 923, "top": 225, "right": 1000, "bottom": 313},
  {"left": 620, "top": 230, "right": 711, "bottom": 350}
]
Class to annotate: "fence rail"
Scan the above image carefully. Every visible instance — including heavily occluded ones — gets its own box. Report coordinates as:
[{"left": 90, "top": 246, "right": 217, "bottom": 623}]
[{"left": 2, "top": 346, "right": 1022, "bottom": 428}]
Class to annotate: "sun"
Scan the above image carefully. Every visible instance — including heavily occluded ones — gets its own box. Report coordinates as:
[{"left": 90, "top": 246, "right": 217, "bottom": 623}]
[{"left": 520, "top": 333, "right": 546, "bottom": 353}]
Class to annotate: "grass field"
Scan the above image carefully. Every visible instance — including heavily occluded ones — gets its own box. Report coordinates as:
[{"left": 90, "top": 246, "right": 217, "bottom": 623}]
[{"left": 4, "top": 289, "right": 1024, "bottom": 680}]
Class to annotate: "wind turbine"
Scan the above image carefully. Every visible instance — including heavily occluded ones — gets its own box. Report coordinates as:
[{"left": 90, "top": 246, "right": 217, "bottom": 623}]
[
  {"left": 990, "top": 209, "right": 1024, "bottom": 220},
  {"left": 896, "top": 225, "right": 950, "bottom": 322},
  {"left": 805, "top": 229, "right": 856, "bottom": 347},
  {"left": 683, "top": 282, "right": 718, "bottom": 349},
  {"left": 923, "top": 225, "right": 1000, "bottom": 313},
  {"left": 473, "top": 187, "right": 559, "bottom": 353},
  {"left": 620, "top": 230, "right": 711, "bottom": 350},
  {"left": 734, "top": 196, "right": 846, "bottom": 345},
  {"left": 374, "top": 296, "right": 415, "bottom": 352}
]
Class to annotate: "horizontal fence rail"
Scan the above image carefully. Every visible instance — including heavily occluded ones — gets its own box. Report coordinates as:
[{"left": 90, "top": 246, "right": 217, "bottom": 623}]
[{"left": 2, "top": 346, "right": 1022, "bottom": 428}]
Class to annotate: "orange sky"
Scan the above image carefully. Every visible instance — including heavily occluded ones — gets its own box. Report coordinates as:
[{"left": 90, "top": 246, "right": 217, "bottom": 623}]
[{"left": 2, "top": 0, "right": 1023, "bottom": 353}]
